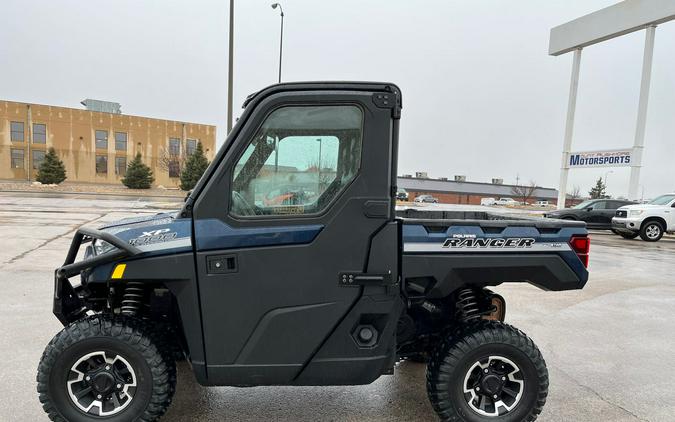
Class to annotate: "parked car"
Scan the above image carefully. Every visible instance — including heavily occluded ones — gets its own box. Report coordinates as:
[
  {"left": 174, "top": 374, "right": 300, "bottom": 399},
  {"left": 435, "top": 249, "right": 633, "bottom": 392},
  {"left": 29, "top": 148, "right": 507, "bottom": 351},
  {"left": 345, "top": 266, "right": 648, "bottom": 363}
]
[
  {"left": 534, "top": 200, "right": 551, "bottom": 207},
  {"left": 414, "top": 194, "right": 438, "bottom": 203},
  {"left": 544, "top": 198, "right": 636, "bottom": 229},
  {"left": 494, "top": 198, "right": 519, "bottom": 206},
  {"left": 612, "top": 193, "right": 675, "bottom": 241},
  {"left": 396, "top": 188, "right": 409, "bottom": 201},
  {"left": 480, "top": 197, "right": 496, "bottom": 206}
]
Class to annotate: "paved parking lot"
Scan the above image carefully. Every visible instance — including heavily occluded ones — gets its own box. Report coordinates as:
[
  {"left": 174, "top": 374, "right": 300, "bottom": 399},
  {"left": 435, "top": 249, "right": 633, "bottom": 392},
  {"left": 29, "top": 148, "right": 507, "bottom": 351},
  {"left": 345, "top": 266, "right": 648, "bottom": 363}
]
[{"left": 1, "top": 192, "right": 673, "bottom": 421}]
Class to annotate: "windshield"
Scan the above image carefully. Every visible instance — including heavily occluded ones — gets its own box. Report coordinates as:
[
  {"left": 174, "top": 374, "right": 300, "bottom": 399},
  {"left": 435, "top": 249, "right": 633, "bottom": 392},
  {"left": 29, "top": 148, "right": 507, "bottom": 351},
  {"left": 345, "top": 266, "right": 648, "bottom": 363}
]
[
  {"left": 649, "top": 194, "right": 675, "bottom": 205},
  {"left": 572, "top": 200, "right": 595, "bottom": 209}
]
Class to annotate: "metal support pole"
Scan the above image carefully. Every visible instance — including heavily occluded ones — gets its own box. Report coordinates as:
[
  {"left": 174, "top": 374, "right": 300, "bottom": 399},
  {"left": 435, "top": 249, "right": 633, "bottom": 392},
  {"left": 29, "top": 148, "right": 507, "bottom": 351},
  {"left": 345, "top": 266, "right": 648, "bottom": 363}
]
[
  {"left": 226, "top": 0, "right": 234, "bottom": 133},
  {"left": 556, "top": 48, "right": 582, "bottom": 209},
  {"left": 628, "top": 25, "right": 656, "bottom": 200}
]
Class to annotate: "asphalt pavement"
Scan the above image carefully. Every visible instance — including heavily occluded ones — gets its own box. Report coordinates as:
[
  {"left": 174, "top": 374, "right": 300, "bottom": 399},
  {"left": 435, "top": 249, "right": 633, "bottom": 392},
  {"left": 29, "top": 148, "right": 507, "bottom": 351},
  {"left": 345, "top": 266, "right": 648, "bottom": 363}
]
[{"left": 1, "top": 192, "right": 673, "bottom": 421}]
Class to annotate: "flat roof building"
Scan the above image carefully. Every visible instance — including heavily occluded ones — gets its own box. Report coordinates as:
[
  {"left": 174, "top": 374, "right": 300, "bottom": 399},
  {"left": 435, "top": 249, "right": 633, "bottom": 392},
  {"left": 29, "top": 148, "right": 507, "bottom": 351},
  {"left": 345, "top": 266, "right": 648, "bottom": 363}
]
[
  {"left": 398, "top": 176, "right": 560, "bottom": 205},
  {"left": 1, "top": 99, "right": 216, "bottom": 187}
]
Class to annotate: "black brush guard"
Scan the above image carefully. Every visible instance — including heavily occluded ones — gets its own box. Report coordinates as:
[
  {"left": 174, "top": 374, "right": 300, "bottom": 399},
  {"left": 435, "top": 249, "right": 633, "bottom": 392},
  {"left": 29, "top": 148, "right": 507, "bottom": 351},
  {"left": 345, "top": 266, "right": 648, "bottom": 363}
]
[{"left": 53, "top": 227, "right": 142, "bottom": 325}]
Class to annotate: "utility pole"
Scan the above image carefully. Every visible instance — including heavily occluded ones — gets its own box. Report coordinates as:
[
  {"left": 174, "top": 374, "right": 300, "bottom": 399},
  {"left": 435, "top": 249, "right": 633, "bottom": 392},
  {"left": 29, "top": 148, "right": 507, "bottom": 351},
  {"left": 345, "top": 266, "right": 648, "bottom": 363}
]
[
  {"left": 227, "top": 0, "right": 234, "bottom": 133},
  {"left": 27, "top": 105, "right": 33, "bottom": 182}
]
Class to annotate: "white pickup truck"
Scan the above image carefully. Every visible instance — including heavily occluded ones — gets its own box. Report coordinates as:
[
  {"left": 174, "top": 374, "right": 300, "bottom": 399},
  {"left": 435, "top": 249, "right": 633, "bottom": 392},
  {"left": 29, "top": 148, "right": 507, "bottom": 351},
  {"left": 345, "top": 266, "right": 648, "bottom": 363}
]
[{"left": 612, "top": 193, "right": 675, "bottom": 241}]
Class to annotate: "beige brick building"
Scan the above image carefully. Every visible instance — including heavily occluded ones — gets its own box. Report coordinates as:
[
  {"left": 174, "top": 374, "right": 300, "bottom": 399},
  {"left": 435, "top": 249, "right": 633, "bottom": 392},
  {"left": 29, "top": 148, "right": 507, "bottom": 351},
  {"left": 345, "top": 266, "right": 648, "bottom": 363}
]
[{"left": 0, "top": 100, "right": 216, "bottom": 187}]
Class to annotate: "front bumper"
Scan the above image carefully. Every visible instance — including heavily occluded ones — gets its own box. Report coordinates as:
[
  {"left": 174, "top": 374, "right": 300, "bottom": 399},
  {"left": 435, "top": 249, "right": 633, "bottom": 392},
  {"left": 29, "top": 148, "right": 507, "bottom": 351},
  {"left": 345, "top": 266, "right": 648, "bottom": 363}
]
[
  {"left": 611, "top": 217, "right": 641, "bottom": 232},
  {"left": 54, "top": 227, "right": 141, "bottom": 325}
]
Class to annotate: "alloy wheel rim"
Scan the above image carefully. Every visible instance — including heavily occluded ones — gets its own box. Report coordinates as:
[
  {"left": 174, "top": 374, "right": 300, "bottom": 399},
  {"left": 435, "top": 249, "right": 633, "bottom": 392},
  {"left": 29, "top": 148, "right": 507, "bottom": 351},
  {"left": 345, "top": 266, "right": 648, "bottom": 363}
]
[
  {"left": 646, "top": 224, "right": 660, "bottom": 239},
  {"left": 66, "top": 351, "right": 137, "bottom": 416},
  {"left": 462, "top": 355, "right": 524, "bottom": 417}
]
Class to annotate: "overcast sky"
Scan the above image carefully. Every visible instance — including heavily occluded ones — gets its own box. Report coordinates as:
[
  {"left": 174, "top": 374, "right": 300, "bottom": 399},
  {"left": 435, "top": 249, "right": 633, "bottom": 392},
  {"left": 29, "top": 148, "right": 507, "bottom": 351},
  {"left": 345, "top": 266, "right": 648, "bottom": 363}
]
[{"left": 2, "top": 0, "right": 674, "bottom": 199}]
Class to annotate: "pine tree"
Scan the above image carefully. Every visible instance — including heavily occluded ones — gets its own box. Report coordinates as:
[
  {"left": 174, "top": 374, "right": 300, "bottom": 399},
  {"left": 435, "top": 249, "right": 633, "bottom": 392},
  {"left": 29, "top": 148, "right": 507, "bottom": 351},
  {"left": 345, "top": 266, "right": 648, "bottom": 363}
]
[
  {"left": 122, "top": 152, "right": 154, "bottom": 189},
  {"left": 36, "top": 148, "right": 67, "bottom": 184},
  {"left": 179, "top": 142, "right": 209, "bottom": 191},
  {"left": 588, "top": 177, "right": 607, "bottom": 199}
]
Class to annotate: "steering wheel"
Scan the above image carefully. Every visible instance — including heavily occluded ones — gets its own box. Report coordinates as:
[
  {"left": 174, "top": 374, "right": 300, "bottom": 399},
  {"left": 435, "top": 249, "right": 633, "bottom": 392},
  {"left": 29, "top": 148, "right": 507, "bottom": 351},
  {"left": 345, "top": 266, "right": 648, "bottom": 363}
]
[{"left": 231, "top": 191, "right": 258, "bottom": 216}]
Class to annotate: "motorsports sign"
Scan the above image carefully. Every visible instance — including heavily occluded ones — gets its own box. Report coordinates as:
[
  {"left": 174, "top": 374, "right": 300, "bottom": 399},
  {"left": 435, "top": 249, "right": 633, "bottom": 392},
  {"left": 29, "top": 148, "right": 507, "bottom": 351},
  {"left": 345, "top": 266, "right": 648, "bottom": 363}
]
[{"left": 568, "top": 148, "right": 633, "bottom": 168}]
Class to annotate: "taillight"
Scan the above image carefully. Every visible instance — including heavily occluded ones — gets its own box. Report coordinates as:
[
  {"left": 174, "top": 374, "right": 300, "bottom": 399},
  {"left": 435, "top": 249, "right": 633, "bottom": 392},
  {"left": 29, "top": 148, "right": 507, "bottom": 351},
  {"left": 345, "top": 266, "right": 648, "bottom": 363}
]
[{"left": 570, "top": 235, "right": 590, "bottom": 267}]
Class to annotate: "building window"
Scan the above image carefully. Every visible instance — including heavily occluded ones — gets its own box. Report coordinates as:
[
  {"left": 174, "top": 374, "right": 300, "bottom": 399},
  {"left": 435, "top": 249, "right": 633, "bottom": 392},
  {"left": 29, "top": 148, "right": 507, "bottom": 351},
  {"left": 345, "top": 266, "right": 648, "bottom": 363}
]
[
  {"left": 32, "top": 150, "right": 46, "bottom": 169},
  {"left": 169, "top": 138, "right": 181, "bottom": 156},
  {"left": 115, "top": 156, "right": 127, "bottom": 175},
  {"left": 96, "top": 155, "right": 108, "bottom": 174},
  {"left": 95, "top": 130, "right": 108, "bottom": 149},
  {"left": 186, "top": 139, "right": 197, "bottom": 155},
  {"left": 33, "top": 123, "right": 47, "bottom": 143},
  {"left": 115, "top": 132, "right": 127, "bottom": 151},
  {"left": 10, "top": 122, "right": 24, "bottom": 142},
  {"left": 168, "top": 160, "right": 180, "bottom": 177},
  {"left": 11, "top": 148, "right": 24, "bottom": 168}
]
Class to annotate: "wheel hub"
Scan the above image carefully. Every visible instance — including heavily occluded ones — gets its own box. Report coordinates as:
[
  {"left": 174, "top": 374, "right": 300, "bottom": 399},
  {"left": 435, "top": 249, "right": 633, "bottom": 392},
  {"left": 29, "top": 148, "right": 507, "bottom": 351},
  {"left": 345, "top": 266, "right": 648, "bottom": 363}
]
[
  {"left": 646, "top": 225, "right": 660, "bottom": 238},
  {"left": 463, "top": 355, "right": 524, "bottom": 417},
  {"left": 90, "top": 371, "right": 116, "bottom": 395},
  {"left": 67, "top": 351, "right": 137, "bottom": 416},
  {"left": 479, "top": 372, "right": 504, "bottom": 396}
]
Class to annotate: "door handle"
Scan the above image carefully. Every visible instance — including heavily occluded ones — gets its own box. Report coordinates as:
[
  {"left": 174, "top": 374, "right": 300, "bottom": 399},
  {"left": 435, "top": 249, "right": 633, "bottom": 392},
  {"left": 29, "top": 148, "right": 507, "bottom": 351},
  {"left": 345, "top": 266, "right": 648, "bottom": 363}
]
[{"left": 339, "top": 272, "right": 393, "bottom": 286}]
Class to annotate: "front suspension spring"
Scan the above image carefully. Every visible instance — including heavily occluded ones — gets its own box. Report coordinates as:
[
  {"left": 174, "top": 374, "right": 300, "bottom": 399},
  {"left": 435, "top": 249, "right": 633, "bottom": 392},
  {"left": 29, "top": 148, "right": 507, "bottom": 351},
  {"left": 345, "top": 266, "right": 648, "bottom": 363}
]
[{"left": 121, "top": 282, "right": 145, "bottom": 316}]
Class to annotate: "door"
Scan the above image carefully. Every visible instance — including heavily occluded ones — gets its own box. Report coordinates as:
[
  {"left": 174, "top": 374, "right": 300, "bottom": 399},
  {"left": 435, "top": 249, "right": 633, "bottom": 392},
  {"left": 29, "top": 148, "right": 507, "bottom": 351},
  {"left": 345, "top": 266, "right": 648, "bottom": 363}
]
[
  {"left": 191, "top": 86, "right": 399, "bottom": 385},
  {"left": 585, "top": 200, "right": 612, "bottom": 227},
  {"left": 667, "top": 200, "right": 675, "bottom": 230}
]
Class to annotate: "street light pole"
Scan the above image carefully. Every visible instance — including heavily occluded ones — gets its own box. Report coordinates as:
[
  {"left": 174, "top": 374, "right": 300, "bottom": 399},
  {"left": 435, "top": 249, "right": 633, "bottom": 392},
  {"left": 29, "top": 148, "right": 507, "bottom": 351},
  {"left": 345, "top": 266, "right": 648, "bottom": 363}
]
[
  {"left": 603, "top": 170, "right": 613, "bottom": 186},
  {"left": 603, "top": 170, "right": 613, "bottom": 198},
  {"left": 316, "top": 138, "right": 322, "bottom": 184},
  {"left": 227, "top": 0, "right": 234, "bottom": 133},
  {"left": 271, "top": 3, "right": 284, "bottom": 83}
]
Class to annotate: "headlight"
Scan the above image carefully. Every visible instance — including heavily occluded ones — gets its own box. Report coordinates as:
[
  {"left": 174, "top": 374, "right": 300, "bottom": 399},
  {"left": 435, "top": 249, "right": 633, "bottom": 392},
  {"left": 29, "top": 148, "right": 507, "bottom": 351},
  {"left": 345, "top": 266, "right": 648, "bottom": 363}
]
[{"left": 629, "top": 210, "right": 644, "bottom": 217}]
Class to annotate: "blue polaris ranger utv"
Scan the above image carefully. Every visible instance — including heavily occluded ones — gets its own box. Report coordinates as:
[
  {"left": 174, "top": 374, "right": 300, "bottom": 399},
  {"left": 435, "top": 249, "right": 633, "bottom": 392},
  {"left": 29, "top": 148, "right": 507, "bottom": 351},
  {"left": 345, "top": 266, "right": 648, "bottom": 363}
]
[{"left": 37, "top": 82, "right": 590, "bottom": 422}]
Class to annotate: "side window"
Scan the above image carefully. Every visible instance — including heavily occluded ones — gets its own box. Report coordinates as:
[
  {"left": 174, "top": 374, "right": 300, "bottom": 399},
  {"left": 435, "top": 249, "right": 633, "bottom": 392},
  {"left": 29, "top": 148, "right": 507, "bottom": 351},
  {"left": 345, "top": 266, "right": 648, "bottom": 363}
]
[
  {"left": 593, "top": 201, "right": 607, "bottom": 210},
  {"left": 230, "top": 105, "right": 363, "bottom": 217},
  {"left": 608, "top": 201, "right": 622, "bottom": 209}
]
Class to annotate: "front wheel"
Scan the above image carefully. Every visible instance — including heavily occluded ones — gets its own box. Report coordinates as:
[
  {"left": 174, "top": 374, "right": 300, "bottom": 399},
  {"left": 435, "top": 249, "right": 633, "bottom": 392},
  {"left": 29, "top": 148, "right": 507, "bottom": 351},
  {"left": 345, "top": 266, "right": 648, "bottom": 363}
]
[
  {"left": 427, "top": 321, "right": 548, "bottom": 422},
  {"left": 640, "top": 221, "right": 664, "bottom": 242},
  {"left": 37, "top": 315, "right": 175, "bottom": 422}
]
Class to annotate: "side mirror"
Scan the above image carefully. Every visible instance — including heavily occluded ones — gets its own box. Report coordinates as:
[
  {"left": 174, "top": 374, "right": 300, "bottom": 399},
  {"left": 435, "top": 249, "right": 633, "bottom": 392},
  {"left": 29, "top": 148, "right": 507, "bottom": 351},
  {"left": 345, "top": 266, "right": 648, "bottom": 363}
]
[{"left": 585, "top": 207, "right": 593, "bottom": 211}]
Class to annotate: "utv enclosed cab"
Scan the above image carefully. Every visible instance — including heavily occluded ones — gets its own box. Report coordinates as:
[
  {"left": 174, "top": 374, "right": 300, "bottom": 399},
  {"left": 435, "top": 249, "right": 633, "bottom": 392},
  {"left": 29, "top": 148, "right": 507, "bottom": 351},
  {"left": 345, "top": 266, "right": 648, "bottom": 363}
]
[{"left": 41, "top": 82, "right": 589, "bottom": 422}]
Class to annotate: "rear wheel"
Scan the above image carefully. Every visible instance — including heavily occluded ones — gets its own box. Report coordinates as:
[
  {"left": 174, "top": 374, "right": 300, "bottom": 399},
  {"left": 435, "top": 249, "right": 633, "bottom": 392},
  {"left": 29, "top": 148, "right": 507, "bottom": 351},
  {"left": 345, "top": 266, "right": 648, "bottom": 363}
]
[
  {"left": 427, "top": 321, "right": 548, "bottom": 422},
  {"left": 37, "top": 315, "right": 175, "bottom": 422},
  {"left": 640, "top": 221, "right": 664, "bottom": 242}
]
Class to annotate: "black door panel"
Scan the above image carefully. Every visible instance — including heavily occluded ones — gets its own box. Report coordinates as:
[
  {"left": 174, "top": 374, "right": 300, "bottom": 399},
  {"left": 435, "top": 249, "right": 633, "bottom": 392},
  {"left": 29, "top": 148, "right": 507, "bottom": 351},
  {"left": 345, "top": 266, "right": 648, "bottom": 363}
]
[{"left": 191, "top": 86, "right": 401, "bottom": 386}]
